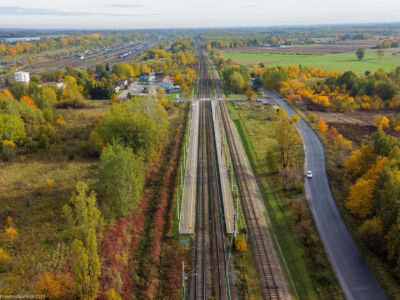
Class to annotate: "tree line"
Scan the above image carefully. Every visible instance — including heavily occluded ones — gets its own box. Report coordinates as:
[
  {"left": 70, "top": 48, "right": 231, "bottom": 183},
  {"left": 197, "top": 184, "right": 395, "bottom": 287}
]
[
  {"left": 344, "top": 127, "right": 400, "bottom": 279},
  {"left": 259, "top": 64, "right": 400, "bottom": 111},
  {"left": 0, "top": 33, "right": 143, "bottom": 58}
]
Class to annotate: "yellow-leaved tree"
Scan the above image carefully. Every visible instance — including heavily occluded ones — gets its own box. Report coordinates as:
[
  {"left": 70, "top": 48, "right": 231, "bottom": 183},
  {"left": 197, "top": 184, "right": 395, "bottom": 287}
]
[{"left": 346, "top": 178, "right": 375, "bottom": 219}]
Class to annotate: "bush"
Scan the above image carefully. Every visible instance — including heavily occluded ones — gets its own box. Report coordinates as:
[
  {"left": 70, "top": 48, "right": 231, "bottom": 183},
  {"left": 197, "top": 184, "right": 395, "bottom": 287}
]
[
  {"left": 0, "top": 113, "right": 26, "bottom": 144},
  {"left": 25, "top": 137, "right": 38, "bottom": 152},
  {"left": 42, "top": 108, "right": 54, "bottom": 123},
  {"left": 2, "top": 146, "right": 16, "bottom": 161},
  {"left": 37, "top": 133, "right": 50, "bottom": 149}
]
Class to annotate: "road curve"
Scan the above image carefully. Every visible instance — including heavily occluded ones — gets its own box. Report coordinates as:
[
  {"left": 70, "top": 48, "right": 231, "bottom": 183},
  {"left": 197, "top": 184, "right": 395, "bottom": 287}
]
[{"left": 263, "top": 88, "right": 386, "bottom": 300}]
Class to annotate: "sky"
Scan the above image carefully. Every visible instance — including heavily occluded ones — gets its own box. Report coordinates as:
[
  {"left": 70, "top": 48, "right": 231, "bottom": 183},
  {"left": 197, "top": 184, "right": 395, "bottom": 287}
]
[{"left": 0, "top": 0, "right": 399, "bottom": 29}]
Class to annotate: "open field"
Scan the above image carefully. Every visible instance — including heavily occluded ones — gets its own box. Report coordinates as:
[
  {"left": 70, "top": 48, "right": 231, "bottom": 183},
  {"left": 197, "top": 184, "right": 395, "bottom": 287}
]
[
  {"left": 221, "top": 41, "right": 378, "bottom": 54},
  {"left": 221, "top": 48, "right": 400, "bottom": 73},
  {"left": 0, "top": 101, "right": 109, "bottom": 293}
]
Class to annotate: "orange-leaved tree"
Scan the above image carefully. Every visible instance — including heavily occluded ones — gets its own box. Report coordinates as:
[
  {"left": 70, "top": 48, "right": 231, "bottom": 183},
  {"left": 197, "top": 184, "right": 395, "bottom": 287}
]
[
  {"left": 317, "top": 118, "right": 328, "bottom": 133},
  {"left": 20, "top": 96, "right": 38, "bottom": 110}
]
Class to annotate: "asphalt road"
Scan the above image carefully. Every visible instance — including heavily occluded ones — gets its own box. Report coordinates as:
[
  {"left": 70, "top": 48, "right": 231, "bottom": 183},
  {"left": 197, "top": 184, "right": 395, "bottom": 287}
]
[{"left": 263, "top": 88, "right": 386, "bottom": 300}]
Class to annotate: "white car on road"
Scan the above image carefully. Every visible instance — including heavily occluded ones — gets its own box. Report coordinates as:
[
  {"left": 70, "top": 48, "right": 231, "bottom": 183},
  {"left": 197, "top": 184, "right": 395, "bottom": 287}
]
[{"left": 306, "top": 170, "right": 313, "bottom": 178}]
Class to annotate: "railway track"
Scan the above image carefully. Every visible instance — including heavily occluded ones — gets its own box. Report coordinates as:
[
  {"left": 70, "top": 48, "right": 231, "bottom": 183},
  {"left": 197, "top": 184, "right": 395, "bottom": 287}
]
[
  {"left": 192, "top": 101, "right": 230, "bottom": 300},
  {"left": 193, "top": 100, "right": 209, "bottom": 299},
  {"left": 220, "top": 101, "right": 284, "bottom": 300},
  {"left": 198, "top": 49, "right": 211, "bottom": 99},
  {"left": 21, "top": 42, "right": 153, "bottom": 73},
  {"left": 206, "top": 54, "right": 223, "bottom": 99},
  {"left": 205, "top": 100, "right": 229, "bottom": 300},
  {"left": 191, "top": 44, "right": 231, "bottom": 299}
]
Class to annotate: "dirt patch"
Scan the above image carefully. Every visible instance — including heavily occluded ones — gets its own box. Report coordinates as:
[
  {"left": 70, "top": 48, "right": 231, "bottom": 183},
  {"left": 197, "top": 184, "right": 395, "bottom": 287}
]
[
  {"left": 307, "top": 110, "right": 380, "bottom": 126},
  {"left": 330, "top": 122, "right": 376, "bottom": 146},
  {"left": 305, "top": 110, "right": 379, "bottom": 146}
]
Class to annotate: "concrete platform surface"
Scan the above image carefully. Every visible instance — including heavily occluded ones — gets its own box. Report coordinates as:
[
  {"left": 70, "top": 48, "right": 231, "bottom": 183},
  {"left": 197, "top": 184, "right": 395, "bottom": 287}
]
[{"left": 179, "top": 101, "right": 199, "bottom": 234}]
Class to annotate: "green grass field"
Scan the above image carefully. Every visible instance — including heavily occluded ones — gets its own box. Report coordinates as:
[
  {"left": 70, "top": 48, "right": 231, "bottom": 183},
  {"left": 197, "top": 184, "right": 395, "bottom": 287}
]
[{"left": 221, "top": 49, "right": 400, "bottom": 74}]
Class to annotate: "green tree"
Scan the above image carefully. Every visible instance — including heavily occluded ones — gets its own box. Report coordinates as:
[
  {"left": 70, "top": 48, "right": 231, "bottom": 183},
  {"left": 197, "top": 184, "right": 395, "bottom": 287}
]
[
  {"left": 37, "top": 86, "right": 57, "bottom": 110},
  {"left": 63, "top": 182, "right": 101, "bottom": 299},
  {"left": 97, "top": 98, "right": 168, "bottom": 159},
  {"left": 373, "top": 127, "right": 397, "bottom": 157},
  {"left": 252, "top": 75, "right": 263, "bottom": 92},
  {"left": 97, "top": 142, "right": 145, "bottom": 219},
  {"left": 9, "top": 81, "right": 26, "bottom": 100},
  {"left": 0, "top": 113, "right": 26, "bottom": 144},
  {"left": 95, "top": 63, "right": 107, "bottom": 76},
  {"left": 229, "top": 71, "right": 245, "bottom": 94},
  {"left": 356, "top": 48, "right": 366, "bottom": 61}
]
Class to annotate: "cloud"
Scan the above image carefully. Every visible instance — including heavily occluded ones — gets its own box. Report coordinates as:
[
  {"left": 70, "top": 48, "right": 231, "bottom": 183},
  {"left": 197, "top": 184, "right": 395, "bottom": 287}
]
[
  {"left": 0, "top": 6, "right": 140, "bottom": 16},
  {"left": 106, "top": 3, "right": 145, "bottom": 8}
]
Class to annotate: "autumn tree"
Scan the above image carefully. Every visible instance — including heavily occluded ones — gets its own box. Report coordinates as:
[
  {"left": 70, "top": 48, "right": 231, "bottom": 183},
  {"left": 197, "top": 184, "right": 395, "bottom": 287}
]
[
  {"left": 359, "top": 216, "right": 383, "bottom": 252},
  {"left": 245, "top": 86, "right": 256, "bottom": 101},
  {"left": 112, "top": 63, "right": 135, "bottom": 79},
  {"left": 375, "top": 115, "right": 390, "bottom": 129},
  {"left": 235, "top": 236, "right": 247, "bottom": 253},
  {"left": 20, "top": 96, "right": 37, "bottom": 110},
  {"left": 345, "top": 145, "right": 376, "bottom": 181},
  {"left": 63, "top": 182, "right": 101, "bottom": 299},
  {"left": 346, "top": 178, "right": 375, "bottom": 219},
  {"left": 273, "top": 110, "right": 302, "bottom": 168},
  {"left": 4, "top": 216, "right": 18, "bottom": 242},
  {"left": 317, "top": 118, "right": 328, "bottom": 133},
  {"left": 60, "top": 76, "right": 85, "bottom": 108},
  {"left": 36, "top": 273, "right": 63, "bottom": 299},
  {"left": 308, "top": 113, "right": 318, "bottom": 123}
]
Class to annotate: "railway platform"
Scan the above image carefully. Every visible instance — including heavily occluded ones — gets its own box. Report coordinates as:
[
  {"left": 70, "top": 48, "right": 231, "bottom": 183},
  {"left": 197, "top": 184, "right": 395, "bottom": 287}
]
[
  {"left": 212, "top": 100, "right": 236, "bottom": 234},
  {"left": 179, "top": 101, "right": 199, "bottom": 234}
]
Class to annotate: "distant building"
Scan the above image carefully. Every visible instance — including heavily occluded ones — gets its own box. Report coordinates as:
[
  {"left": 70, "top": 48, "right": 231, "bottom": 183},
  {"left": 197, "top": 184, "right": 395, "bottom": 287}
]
[
  {"left": 148, "top": 72, "right": 155, "bottom": 83},
  {"left": 167, "top": 86, "right": 182, "bottom": 94},
  {"left": 156, "top": 76, "right": 174, "bottom": 85},
  {"left": 14, "top": 71, "right": 30, "bottom": 84},
  {"left": 38, "top": 80, "right": 65, "bottom": 90},
  {"left": 155, "top": 76, "right": 175, "bottom": 90},
  {"left": 114, "top": 79, "right": 129, "bottom": 93},
  {"left": 139, "top": 72, "right": 165, "bottom": 84}
]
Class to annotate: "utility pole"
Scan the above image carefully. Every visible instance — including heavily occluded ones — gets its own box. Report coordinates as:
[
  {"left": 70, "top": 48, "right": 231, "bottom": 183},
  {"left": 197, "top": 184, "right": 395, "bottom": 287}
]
[
  {"left": 182, "top": 261, "right": 185, "bottom": 300},
  {"left": 177, "top": 185, "right": 180, "bottom": 219}
]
